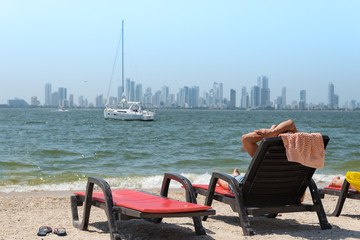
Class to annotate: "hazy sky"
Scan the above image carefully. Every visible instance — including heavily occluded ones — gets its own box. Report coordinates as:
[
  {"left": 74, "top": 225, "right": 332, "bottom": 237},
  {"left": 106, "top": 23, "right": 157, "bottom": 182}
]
[{"left": 1, "top": 0, "right": 359, "bottom": 106}]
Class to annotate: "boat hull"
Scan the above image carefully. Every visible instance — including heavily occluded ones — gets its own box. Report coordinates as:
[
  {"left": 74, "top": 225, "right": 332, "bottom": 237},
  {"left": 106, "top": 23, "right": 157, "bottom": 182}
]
[{"left": 104, "top": 108, "right": 155, "bottom": 121}]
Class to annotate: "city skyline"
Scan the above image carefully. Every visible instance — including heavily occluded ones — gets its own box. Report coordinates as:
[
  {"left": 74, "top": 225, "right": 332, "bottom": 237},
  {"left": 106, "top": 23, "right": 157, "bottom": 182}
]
[
  {"left": 5, "top": 78, "right": 359, "bottom": 110},
  {"left": 1, "top": 1, "right": 360, "bottom": 105}
]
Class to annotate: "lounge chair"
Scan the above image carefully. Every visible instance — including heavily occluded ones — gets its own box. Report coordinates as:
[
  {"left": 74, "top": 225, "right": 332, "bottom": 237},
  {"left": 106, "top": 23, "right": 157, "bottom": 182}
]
[
  {"left": 319, "top": 177, "right": 360, "bottom": 216},
  {"left": 71, "top": 173, "right": 215, "bottom": 240},
  {"left": 193, "top": 135, "right": 332, "bottom": 236}
]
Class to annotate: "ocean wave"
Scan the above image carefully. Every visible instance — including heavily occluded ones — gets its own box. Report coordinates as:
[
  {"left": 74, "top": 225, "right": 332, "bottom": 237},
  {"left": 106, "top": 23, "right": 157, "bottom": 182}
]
[{"left": 0, "top": 172, "right": 343, "bottom": 193}]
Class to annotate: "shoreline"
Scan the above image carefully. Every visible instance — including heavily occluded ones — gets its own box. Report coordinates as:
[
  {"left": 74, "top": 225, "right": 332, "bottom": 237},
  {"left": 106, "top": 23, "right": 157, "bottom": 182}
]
[
  {"left": 1, "top": 189, "right": 359, "bottom": 240},
  {"left": 0, "top": 172, "right": 336, "bottom": 195}
]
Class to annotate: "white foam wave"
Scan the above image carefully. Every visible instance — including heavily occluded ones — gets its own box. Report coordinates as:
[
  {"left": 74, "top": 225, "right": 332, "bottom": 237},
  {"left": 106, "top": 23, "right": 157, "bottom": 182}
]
[{"left": 0, "top": 172, "right": 342, "bottom": 193}]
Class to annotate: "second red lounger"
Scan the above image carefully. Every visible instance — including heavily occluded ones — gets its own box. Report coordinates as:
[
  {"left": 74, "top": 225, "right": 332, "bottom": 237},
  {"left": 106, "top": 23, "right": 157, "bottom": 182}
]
[{"left": 71, "top": 173, "right": 215, "bottom": 240}]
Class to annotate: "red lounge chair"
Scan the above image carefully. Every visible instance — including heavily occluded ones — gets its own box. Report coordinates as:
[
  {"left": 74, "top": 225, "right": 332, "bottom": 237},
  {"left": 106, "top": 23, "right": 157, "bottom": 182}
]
[
  {"left": 319, "top": 179, "right": 360, "bottom": 216},
  {"left": 71, "top": 173, "right": 215, "bottom": 240},
  {"left": 193, "top": 135, "right": 332, "bottom": 236}
]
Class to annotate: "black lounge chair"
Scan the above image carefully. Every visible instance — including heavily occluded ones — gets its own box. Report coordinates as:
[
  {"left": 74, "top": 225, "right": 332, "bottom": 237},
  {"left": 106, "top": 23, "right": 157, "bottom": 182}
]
[
  {"left": 71, "top": 173, "right": 215, "bottom": 240},
  {"left": 193, "top": 135, "right": 332, "bottom": 236},
  {"left": 319, "top": 178, "right": 360, "bottom": 216}
]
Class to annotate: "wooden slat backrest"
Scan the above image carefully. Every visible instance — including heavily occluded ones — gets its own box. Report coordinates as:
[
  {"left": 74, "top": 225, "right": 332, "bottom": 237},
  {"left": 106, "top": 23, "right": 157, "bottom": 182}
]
[{"left": 241, "top": 135, "right": 329, "bottom": 207}]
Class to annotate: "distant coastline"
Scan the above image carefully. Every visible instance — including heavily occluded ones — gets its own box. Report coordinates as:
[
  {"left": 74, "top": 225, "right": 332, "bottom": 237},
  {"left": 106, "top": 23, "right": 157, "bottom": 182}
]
[{"left": 1, "top": 105, "right": 359, "bottom": 111}]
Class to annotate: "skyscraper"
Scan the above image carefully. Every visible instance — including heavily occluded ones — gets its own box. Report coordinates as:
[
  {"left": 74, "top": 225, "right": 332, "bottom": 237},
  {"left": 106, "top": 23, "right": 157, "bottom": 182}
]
[
  {"left": 126, "top": 78, "right": 131, "bottom": 100},
  {"left": 212, "top": 82, "right": 223, "bottom": 107},
  {"left": 251, "top": 85, "right": 260, "bottom": 108},
  {"left": 69, "top": 94, "right": 74, "bottom": 108},
  {"left": 189, "top": 86, "right": 199, "bottom": 108},
  {"left": 144, "top": 87, "right": 152, "bottom": 106},
  {"left": 51, "top": 92, "right": 59, "bottom": 107},
  {"left": 179, "top": 86, "right": 189, "bottom": 108},
  {"left": 130, "top": 80, "right": 135, "bottom": 101},
  {"left": 281, "top": 87, "right": 286, "bottom": 109},
  {"left": 299, "top": 90, "right": 306, "bottom": 110},
  {"left": 230, "top": 89, "right": 236, "bottom": 109},
  {"left": 258, "top": 75, "right": 270, "bottom": 107},
  {"left": 136, "top": 84, "right": 143, "bottom": 102},
  {"left": 334, "top": 94, "right": 339, "bottom": 109},
  {"left": 162, "top": 86, "right": 169, "bottom": 106},
  {"left": 58, "top": 87, "right": 67, "bottom": 107},
  {"left": 240, "top": 87, "right": 248, "bottom": 109},
  {"left": 328, "top": 82, "right": 335, "bottom": 109},
  {"left": 95, "top": 94, "right": 104, "bottom": 108},
  {"left": 45, "top": 83, "right": 51, "bottom": 106}
]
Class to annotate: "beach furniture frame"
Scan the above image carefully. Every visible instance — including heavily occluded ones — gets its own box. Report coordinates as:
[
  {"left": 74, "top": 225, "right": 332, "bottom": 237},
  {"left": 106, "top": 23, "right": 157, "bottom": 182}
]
[
  {"left": 193, "top": 135, "right": 332, "bottom": 236},
  {"left": 71, "top": 173, "right": 215, "bottom": 240},
  {"left": 319, "top": 179, "right": 360, "bottom": 216}
]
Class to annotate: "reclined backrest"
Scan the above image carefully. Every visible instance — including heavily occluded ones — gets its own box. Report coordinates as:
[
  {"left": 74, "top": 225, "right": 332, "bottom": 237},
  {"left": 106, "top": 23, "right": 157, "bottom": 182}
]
[{"left": 241, "top": 135, "right": 329, "bottom": 207}]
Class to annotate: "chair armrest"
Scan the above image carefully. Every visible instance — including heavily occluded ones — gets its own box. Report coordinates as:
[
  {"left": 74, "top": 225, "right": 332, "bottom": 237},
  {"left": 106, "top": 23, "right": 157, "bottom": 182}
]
[
  {"left": 209, "top": 171, "right": 242, "bottom": 194},
  {"left": 85, "top": 177, "right": 114, "bottom": 204},
  {"left": 161, "top": 173, "right": 198, "bottom": 204},
  {"left": 72, "top": 177, "right": 115, "bottom": 231}
]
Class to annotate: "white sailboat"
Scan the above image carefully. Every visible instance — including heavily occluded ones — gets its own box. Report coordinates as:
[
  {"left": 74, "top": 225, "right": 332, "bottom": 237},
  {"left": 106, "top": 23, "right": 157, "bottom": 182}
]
[{"left": 104, "top": 21, "right": 155, "bottom": 121}]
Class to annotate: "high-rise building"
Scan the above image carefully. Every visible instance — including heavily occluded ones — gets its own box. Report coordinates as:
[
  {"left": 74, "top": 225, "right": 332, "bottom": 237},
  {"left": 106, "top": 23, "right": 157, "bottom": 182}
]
[
  {"left": 58, "top": 87, "right": 67, "bottom": 107},
  {"left": 258, "top": 75, "right": 270, "bottom": 107},
  {"left": 230, "top": 89, "right": 236, "bottom": 109},
  {"left": 162, "top": 86, "right": 169, "bottom": 106},
  {"left": 136, "top": 84, "right": 143, "bottom": 102},
  {"left": 240, "top": 87, "right": 248, "bottom": 109},
  {"left": 219, "top": 83, "right": 223, "bottom": 106},
  {"left": 189, "top": 86, "right": 199, "bottom": 108},
  {"left": 69, "top": 94, "right": 74, "bottom": 108},
  {"left": 45, "top": 83, "right": 51, "bottom": 106},
  {"left": 129, "top": 81, "right": 135, "bottom": 101},
  {"left": 178, "top": 86, "right": 189, "bottom": 108},
  {"left": 299, "top": 90, "right": 306, "bottom": 110},
  {"left": 78, "top": 96, "right": 85, "bottom": 107},
  {"left": 126, "top": 78, "right": 131, "bottom": 100},
  {"left": 281, "top": 87, "right": 287, "bottom": 109},
  {"left": 144, "top": 87, "right": 152, "bottom": 107},
  {"left": 51, "top": 92, "right": 59, "bottom": 107},
  {"left": 168, "top": 93, "right": 175, "bottom": 107},
  {"left": 275, "top": 96, "right": 282, "bottom": 110},
  {"left": 328, "top": 82, "right": 335, "bottom": 109},
  {"left": 334, "top": 94, "right": 339, "bottom": 109},
  {"left": 153, "top": 91, "right": 161, "bottom": 107},
  {"left": 212, "top": 82, "right": 223, "bottom": 107},
  {"left": 95, "top": 94, "right": 104, "bottom": 108},
  {"left": 251, "top": 85, "right": 260, "bottom": 108}
]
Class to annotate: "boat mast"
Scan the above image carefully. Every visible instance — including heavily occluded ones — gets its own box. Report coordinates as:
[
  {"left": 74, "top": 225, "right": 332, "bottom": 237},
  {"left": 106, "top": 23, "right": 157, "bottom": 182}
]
[{"left": 121, "top": 20, "right": 125, "bottom": 99}]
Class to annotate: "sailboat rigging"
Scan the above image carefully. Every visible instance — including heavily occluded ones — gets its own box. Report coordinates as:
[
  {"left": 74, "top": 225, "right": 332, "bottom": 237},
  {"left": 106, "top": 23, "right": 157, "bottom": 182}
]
[{"left": 104, "top": 20, "right": 155, "bottom": 121}]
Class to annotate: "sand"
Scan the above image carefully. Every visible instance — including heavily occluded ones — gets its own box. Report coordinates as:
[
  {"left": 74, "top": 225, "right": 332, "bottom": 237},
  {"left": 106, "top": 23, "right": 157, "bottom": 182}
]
[{"left": 0, "top": 189, "right": 359, "bottom": 240}]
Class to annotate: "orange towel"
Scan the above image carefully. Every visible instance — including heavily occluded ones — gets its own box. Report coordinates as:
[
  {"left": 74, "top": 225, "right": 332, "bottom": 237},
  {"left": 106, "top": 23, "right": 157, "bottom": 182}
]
[{"left": 280, "top": 132, "right": 325, "bottom": 169}]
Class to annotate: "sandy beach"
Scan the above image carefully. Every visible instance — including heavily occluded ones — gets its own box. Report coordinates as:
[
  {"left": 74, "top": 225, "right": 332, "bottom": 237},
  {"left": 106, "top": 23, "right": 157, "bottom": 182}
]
[{"left": 1, "top": 189, "right": 359, "bottom": 240}]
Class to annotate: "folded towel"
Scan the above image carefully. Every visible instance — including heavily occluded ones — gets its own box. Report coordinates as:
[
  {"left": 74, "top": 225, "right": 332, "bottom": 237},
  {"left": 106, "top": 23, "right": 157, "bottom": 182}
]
[
  {"left": 346, "top": 171, "right": 360, "bottom": 192},
  {"left": 280, "top": 132, "right": 325, "bottom": 168}
]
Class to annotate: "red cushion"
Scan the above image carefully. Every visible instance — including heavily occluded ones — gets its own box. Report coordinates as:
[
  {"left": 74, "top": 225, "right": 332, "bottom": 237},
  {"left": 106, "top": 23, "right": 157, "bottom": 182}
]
[
  {"left": 324, "top": 186, "right": 360, "bottom": 193},
  {"left": 74, "top": 189, "right": 212, "bottom": 213},
  {"left": 192, "top": 184, "right": 235, "bottom": 198}
]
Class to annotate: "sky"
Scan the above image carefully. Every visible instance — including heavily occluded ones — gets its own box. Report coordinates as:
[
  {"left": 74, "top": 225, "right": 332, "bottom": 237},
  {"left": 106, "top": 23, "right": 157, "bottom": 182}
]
[{"left": 1, "top": 0, "right": 359, "bottom": 106}]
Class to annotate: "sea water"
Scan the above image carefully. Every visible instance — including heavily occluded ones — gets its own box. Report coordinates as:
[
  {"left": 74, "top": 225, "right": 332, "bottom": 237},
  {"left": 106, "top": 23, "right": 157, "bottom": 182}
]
[{"left": 0, "top": 108, "right": 359, "bottom": 193}]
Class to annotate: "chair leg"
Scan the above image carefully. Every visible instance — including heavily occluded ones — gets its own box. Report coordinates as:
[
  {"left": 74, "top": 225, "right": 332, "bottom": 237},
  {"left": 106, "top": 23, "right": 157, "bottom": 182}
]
[
  {"left": 70, "top": 195, "right": 88, "bottom": 230},
  {"left": 235, "top": 202, "right": 254, "bottom": 236},
  {"left": 192, "top": 216, "right": 206, "bottom": 235},
  {"left": 203, "top": 176, "right": 218, "bottom": 221},
  {"left": 329, "top": 180, "right": 350, "bottom": 217},
  {"left": 71, "top": 195, "right": 122, "bottom": 240},
  {"left": 309, "top": 180, "right": 332, "bottom": 230}
]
